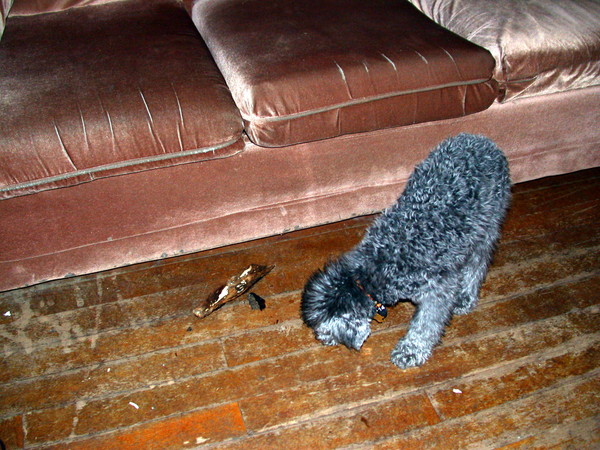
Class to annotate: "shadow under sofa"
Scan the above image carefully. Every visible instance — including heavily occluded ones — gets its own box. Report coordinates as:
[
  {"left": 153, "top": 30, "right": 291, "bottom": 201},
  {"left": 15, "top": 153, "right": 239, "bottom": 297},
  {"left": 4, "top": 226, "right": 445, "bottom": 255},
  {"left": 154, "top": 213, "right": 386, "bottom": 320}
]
[{"left": 0, "top": 0, "right": 599, "bottom": 292}]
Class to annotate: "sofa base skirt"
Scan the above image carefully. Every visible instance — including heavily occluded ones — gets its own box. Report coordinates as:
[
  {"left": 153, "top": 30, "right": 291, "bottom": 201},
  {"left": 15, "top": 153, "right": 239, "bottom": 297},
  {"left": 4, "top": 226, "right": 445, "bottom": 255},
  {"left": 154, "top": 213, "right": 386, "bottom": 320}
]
[{"left": 1, "top": 86, "right": 599, "bottom": 291}]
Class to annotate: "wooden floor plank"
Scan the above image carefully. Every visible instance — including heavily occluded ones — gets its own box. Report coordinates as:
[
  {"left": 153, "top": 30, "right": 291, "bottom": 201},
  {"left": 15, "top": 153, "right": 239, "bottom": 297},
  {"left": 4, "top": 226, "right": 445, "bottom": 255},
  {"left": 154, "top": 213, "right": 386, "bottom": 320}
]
[
  {"left": 45, "top": 403, "right": 246, "bottom": 450},
  {"left": 224, "top": 392, "right": 441, "bottom": 450},
  {"left": 491, "top": 415, "right": 600, "bottom": 449},
  {"left": 427, "top": 339, "right": 600, "bottom": 420},
  {"left": 371, "top": 373, "right": 599, "bottom": 449}
]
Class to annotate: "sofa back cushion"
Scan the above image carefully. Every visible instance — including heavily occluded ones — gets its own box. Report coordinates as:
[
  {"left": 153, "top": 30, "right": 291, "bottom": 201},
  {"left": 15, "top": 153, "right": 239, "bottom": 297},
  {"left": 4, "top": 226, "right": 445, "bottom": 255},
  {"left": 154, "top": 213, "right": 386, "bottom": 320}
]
[
  {"left": 192, "top": 0, "right": 498, "bottom": 147},
  {"left": 0, "top": 0, "right": 243, "bottom": 198},
  {"left": 408, "top": 0, "right": 600, "bottom": 101}
]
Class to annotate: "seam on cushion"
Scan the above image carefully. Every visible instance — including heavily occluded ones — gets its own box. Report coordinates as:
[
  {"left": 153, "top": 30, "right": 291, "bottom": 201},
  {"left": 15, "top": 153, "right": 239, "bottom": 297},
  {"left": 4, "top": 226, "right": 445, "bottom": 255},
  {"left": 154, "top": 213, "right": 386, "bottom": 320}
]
[
  {"left": 241, "top": 78, "right": 492, "bottom": 122},
  {"left": 0, "top": 137, "right": 242, "bottom": 194}
]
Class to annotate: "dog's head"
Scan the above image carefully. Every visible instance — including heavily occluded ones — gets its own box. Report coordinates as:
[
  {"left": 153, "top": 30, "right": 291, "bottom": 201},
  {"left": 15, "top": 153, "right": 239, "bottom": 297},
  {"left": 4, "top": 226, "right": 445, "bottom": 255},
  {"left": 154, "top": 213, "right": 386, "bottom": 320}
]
[{"left": 301, "top": 258, "right": 374, "bottom": 351}]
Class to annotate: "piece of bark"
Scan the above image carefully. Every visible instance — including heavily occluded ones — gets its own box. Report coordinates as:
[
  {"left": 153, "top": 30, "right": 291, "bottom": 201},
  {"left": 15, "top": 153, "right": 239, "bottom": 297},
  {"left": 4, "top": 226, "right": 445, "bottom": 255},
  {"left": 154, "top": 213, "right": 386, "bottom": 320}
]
[{"left": 193, "top": 264, "right": 274, "bottom": 319}]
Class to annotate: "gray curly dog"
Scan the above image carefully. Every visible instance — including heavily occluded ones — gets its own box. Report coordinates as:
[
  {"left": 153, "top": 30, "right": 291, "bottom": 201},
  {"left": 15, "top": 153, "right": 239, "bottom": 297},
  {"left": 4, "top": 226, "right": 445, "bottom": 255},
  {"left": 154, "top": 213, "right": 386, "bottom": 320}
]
[{"left": 301, "top": 133, "right": 511, "bottom": 368}]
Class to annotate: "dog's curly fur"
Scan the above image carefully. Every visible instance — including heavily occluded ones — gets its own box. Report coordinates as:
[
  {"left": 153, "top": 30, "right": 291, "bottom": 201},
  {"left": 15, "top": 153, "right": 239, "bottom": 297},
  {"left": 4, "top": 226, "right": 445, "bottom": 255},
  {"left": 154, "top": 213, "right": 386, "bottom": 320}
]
[{"left": 301, "top": 134, "right": 511, "bottom": 368}]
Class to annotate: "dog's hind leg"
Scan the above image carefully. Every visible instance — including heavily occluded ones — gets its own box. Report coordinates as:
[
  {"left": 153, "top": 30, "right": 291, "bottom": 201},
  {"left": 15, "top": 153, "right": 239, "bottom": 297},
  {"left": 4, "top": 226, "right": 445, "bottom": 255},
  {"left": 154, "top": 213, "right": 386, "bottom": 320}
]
[
  {"left": 390, "top": 277, "right": 457, "bottom": 368},
  {"left": 453, "top": 250, "right": 489, "bottom": 315}
]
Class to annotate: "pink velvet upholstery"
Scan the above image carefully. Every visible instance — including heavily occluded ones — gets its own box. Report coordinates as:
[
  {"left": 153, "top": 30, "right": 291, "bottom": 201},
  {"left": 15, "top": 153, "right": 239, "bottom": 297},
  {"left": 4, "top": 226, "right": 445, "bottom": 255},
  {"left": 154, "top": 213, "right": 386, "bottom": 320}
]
[
  {"left": 1, "top": 86, "right": 599, "bottom": 291},
  {"left": 0, "top": 0, "right": 599, "bottom": 291},
  {"left": 0, "top": 0, "right": 243, "bottom": 198},
  {"left": 408, "top": 0, "right": 600, "bottom": 101},
  {"left": 192, "top": 0, "right": 498, "bottom": 147}
]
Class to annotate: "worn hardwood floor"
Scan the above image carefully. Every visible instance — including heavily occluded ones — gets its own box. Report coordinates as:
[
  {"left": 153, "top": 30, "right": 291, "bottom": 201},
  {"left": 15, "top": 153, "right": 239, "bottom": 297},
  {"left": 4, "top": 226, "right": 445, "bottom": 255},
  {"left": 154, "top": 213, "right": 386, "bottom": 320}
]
[{"left": 1, "top": 168, "right": 599, "bottom": 449}]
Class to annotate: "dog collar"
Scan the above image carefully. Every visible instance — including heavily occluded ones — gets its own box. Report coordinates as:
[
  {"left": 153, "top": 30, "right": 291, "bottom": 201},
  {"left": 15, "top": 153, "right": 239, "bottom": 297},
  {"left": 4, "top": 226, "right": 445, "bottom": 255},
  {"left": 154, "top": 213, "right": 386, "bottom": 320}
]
[{"left": 355, "top": 279, "right": 387, "bottom": 323}]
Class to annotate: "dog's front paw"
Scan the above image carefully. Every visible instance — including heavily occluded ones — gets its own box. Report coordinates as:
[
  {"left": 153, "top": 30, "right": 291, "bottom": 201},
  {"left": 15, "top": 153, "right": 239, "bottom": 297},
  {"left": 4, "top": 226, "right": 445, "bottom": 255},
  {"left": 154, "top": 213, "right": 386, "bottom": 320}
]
[{"left": 390, "top": 341, "right": 430, "bottom": 369}]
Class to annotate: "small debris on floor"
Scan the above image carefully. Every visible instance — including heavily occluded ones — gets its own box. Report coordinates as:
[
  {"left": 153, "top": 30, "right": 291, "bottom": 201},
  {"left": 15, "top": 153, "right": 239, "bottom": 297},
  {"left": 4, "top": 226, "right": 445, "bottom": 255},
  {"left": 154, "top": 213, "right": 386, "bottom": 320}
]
[
  {"left": 247, "top": 292, "right": 266, "bottom": 310},
  {"left": 193, "top": 264, "right": 274, "bottom": 318}
]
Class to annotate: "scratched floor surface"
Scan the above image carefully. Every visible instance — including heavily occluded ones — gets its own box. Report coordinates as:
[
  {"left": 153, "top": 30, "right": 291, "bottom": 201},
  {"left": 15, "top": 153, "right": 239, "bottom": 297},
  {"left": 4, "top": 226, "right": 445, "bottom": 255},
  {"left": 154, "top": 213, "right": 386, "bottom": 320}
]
[{"left": 1, "top": 168, "right": 599, "bottom": 449}]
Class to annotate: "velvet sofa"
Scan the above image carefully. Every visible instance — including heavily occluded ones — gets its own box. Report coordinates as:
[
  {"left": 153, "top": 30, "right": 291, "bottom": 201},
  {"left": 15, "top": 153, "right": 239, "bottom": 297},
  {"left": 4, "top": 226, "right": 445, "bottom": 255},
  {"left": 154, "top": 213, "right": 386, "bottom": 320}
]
[{"left": 0, "top": 0, "right": 599, "bottom": 292}]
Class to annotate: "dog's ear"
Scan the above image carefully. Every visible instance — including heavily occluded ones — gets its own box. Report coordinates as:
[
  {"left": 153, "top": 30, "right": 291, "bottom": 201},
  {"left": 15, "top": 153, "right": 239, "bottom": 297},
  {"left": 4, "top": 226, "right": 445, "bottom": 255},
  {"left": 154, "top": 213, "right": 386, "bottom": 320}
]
[{"left": 315, "top": 314, "right": 371, "bottom": 350}]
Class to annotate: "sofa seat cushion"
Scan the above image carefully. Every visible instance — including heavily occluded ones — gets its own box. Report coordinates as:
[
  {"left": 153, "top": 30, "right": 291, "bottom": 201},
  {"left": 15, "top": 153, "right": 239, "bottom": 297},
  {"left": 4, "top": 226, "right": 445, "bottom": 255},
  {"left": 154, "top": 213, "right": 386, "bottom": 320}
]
[
  {"left": 408, "top": 0, "right": 600, "bottom": 101},
  {"left": 0, "top": 0, "right": 243, "bottom": 199},
  {"left": 192, "top": 0, "right": 498, "bottom": 147}
]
